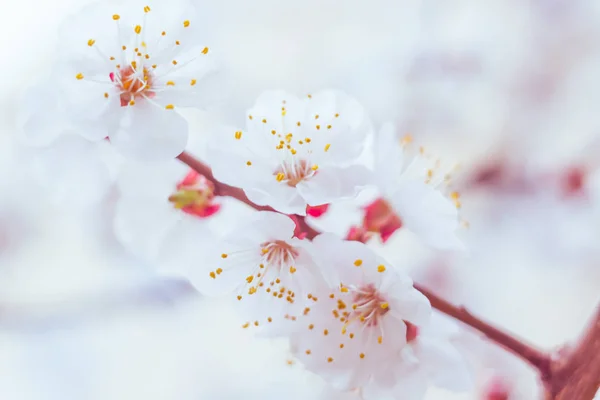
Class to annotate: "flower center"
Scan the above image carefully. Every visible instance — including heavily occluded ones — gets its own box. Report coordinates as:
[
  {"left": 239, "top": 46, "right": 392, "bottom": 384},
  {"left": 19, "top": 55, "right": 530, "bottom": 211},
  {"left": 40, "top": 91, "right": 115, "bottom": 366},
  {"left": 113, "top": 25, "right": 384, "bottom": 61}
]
[
  {"left": 274, "top": 160, "right": 316, "bottom": 187},
  {"left": 348, "top": 283, "right": 390, "bottom": 327},
  {"left": 261, "top": 240, "right": 298, "bottom": 265},
  {"left": 110, "top": 64, "right": 155, "bottom": 107}
]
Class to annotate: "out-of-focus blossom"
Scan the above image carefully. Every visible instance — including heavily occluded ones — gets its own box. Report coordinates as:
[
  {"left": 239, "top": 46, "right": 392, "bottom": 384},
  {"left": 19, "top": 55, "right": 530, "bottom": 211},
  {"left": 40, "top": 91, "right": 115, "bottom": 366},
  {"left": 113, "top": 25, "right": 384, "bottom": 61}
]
[
  {"left": 114, "top": 160, "right": 224, "bottom": 263},
  {"left": 208, "top": 90, "right": 372, "bottom": 215},
  {"left": 365, "top": 123, "right": 463, "bottom": 249},
  {"left": 291, "top": 233, "right": 431, "bottom": 390},
  {"left": 22, "top": 0, "right": 224, "bottom": 162}
]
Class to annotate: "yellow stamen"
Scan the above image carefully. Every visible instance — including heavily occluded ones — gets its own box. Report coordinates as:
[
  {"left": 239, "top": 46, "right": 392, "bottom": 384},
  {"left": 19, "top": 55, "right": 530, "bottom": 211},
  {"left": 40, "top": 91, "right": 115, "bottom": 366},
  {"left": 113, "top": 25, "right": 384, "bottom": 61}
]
[{"left": 87, "top": 39, "right": 95, "bottom": 46}]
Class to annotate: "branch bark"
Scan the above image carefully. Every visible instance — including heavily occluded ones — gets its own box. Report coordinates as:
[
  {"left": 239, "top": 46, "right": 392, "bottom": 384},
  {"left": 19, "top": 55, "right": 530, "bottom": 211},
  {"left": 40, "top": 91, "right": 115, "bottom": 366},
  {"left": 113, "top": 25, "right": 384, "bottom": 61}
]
[{"left": 546, "top": 306, "right": 600, "bottom": 399}]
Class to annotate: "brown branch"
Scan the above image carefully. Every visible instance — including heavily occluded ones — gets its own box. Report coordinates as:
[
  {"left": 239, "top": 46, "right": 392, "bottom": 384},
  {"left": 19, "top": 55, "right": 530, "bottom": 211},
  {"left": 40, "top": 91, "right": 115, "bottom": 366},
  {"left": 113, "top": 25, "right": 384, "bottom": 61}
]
[
  {"left": 177, "top": 150, "right": 600, "bottom": 398},
  {"left": 546, "top": 305, "right": 600, "bottom": 399}
]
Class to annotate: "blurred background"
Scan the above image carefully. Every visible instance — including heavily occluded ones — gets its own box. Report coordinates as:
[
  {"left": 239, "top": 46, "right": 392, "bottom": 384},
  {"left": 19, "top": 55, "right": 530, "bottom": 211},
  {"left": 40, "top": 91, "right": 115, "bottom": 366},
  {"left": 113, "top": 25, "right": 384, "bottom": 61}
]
[{"left": 1, "top": 0, "right": 600, "bottom": 398}]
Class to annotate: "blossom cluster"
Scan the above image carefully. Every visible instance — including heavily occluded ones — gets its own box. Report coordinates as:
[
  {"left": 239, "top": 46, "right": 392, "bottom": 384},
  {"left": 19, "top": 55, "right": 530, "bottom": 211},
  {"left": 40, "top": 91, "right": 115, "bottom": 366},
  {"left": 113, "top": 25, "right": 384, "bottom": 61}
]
[{"left": 19, "top": 0, "right": 473, "bottom": 398}]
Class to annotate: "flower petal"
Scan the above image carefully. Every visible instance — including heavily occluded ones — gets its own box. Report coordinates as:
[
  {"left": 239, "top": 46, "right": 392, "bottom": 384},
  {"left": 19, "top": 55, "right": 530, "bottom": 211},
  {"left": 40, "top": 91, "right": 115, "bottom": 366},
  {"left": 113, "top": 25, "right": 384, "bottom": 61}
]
[
  {"left": 109, "top": 103, "right": 188, "bottom": 161},
  {"left": 389, "top": 180, "right": 463, "bottom": 250}
]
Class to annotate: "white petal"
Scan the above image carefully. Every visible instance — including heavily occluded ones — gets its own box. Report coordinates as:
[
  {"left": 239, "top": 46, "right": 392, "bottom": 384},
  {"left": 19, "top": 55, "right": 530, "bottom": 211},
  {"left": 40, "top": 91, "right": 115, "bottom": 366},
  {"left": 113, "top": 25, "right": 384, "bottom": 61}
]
[
  {"left": 374, "top": 122, "right": 405, "bottom": 190},
  {"left": 31, "top": 134, "right": 111, "bottom": 208},
  {"left": 245, "top": 182, "right": 307, "bottom": 215},
  {"left": 297, "top": 165, "right": 370, "bottom": 207},
  {"left": 389, "top": 288, "right": 432, "bottom": 327},
  {"left": 416, "top": 337, "right": 472, "bottom": 392},
  {"left": 109, "top": 103, "right": 188, "bottom": 161},
  {"left": 389, "top": 181, "right": 463, "bottom": 250}
]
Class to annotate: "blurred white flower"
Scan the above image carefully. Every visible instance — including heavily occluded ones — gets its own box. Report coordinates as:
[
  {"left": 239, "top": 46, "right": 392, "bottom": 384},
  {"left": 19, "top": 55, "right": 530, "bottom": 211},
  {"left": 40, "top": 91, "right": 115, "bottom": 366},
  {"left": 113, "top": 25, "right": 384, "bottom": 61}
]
[
  {"left": 114, "top": 160, "right": 223, "bottom": 263},
  {"left": 23, "top": 0, "right": 224, "bottom": 162},
  {"left": 191, "top": 211, "right": 325, "bottom": 332},
  {"left": 291, "top": 233, "right": 431, "bottom": 391},
  {"left": 208, "top": 90, "right": 372, "bottom": 215},
  {"left": 363, "top": 123, "right": 463, "bottom": 249}
]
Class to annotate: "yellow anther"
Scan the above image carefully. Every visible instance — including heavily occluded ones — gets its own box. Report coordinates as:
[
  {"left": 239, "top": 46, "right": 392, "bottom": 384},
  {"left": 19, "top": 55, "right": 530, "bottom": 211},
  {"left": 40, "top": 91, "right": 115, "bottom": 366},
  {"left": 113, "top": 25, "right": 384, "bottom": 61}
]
[
  {"left": 327, "top": 124, "right": 332, "bottom": 129},
  {"left": 324, "top": 143, "right": 331, "bottom": 152},
  {"left": 450, "top": 191, "right": 460, "bottom": 200},
  {"left": 271, "top": 130, "right": 276, "bottom": 135},
  {"left": 259, "top": 264, "right": 265, "bottom": 269},
  {"left": 323, "top": 329, "right": 329, "bottom": 335},
  {"left": 234, "top": 131, "right": 242, "bottom": 140},
  {"left": 305, "top": 349, "right": 311, "bottom": 355},
  {"left": 216, "top": 268, "right": 223, "bottom": 275},
  {"left": 307, "top": 94, "right": 312, "bottom": 98},
  {"left": 308, "top": 324, "right": 314, "bottom": 330},
  {"left": 359, "top": 353, "right": 365, "bottom": 359},
  {"left": 276, "top": 172, "right": 285, "bottom": 182},
  {"left": 378, "top": 336, "right": 383, "bottom": 344},
  {"left": 221, "top": 253, "right": 228, "bottom": 259},
  {"left": 315, "top": 114, "right": 319, "bottom": 119},
  {"left": 209, "top": 271, "right": 216, "bottom": 279},
  {"left": 377, "top": 265, "right": 386, "bottom": 273},
  {"left": 335, "top": 113, "right": 339, "bottom": 118},
  {"left": 104, "top": 92, "right": 109, "bottom": 98},
  {"left": 152, "top": 64, "right": 157, "bottom": 69},
  {"left": 380, "top": 302, "right": 389, "bottom": 309},
  {"left": 248, "top": 287, "right": 257, "bottom": 295},
  {"left": 144, "top": 54, "right": 150, "bottom": 59},
  {"left": 122, "top": 45, "right": 127, "bottom": 50},
  {"left": 144, "top": 5, "right": 151, "bottom": 12},
  {"left": 262, "top": 118, "right": 267, "bottom": 123},
  {"left": 75, "top": 73, "right": 84, "bottom": 80},
  {"left": 296, "top": 122, "right": 301, "bottom": 126},
  {"left": 175, "top": 40, "right": 180, "bottom": 45},
  {"left": 165, "top": 104, "right": 175, "bottom": 110},
  {"left": 349, "top": 333, "right": 355, "bottom": 339},
  {"left": 166, "top": 81, "right": 175, "bottom": 86},
  {"left": 161, "top": 31, "right": 166, "bottom": 36},
  {"left": 316, "top": 125, "right": 321, "bottom": 130},
  {"left": 183, "top": 20, "right": 190, "bottom": 28},
  {"left": 339, "top": 344, "right": 344, "bottom": 348},
  {"left": 131, "top": 60, "right": 137, "bottom": 69},
  {"left": 246, "top": 276, "right": 254, "bottom": 283},
  {"left": 172, "top": 60, "right": 178, "bottom": 65},
  {"left": 246, "top": 161, "right": 252, "bottom": 166},
  {"left": 129, "top": 100, "right": 135, "bottom": 106},
  {"left": 340, "top": 287, "right": 349, "bottom": 293},
  {"left": 327, "top": 357, "right": 333, "bottom": 363},
  {"left": 202, "top": 47, "right": 209, "bottom": 54},
  {"left": 109, "top": 56, "right": 115, "bottom": 60},
  {"left": 87, "top": 39, "right": 95, "bottom": 46},
  {"left": 353, "top": 259, "right": 362, "bottom": 266},
  {"left": 281, "top": 109, "right": 287, "bottom": 116},
  {"left": 290, "top": 148, "right": 297, "bottom": 155},
  {"left": 134, "top": 25, "right": 142, "bottom": 34},
  {"left": 242, "top": 322, "right": 249, "bottom": 328},
  {"left": 305, "top": 138, "right": 312, "bottom": 143},
  {"left": 289, "top": 266, "right": 297, "bottom": 274},
  {"left": 190, "top": 79, "right": 197, "bottom": 86},
  {"left": 254, "top": 321, "right": 259, "bottom": 326},
  {"left": 311, "top": 165, "right": 318, "bottom": 171},
  {"left": 248, "top": 115, "right": 253, "bottom": 120},
  {"left": 112, "top": 14, "right": 120, "bottom": 20},
  {"left": 237, "top": 295, "right": 242, "bottom": 301}
]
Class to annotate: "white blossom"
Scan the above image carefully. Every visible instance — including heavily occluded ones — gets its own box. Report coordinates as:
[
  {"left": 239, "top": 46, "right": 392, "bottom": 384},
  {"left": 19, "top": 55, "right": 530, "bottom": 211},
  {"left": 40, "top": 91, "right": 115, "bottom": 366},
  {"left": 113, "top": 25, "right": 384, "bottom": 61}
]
[
  {"left": 208, "top": 90, "right": 372, "bottom": 215},
  {"left": 291, "top": 233, "right": 431, "bottom": 390},
  {"left": 365, "top": 123, "right": 464, "bottom": 249},
  {"left": 24, "top": 0, "right": 224, "bottom": 162},
  {"left": 193, "top": 211, "right": 326, "bottom": 333}
]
